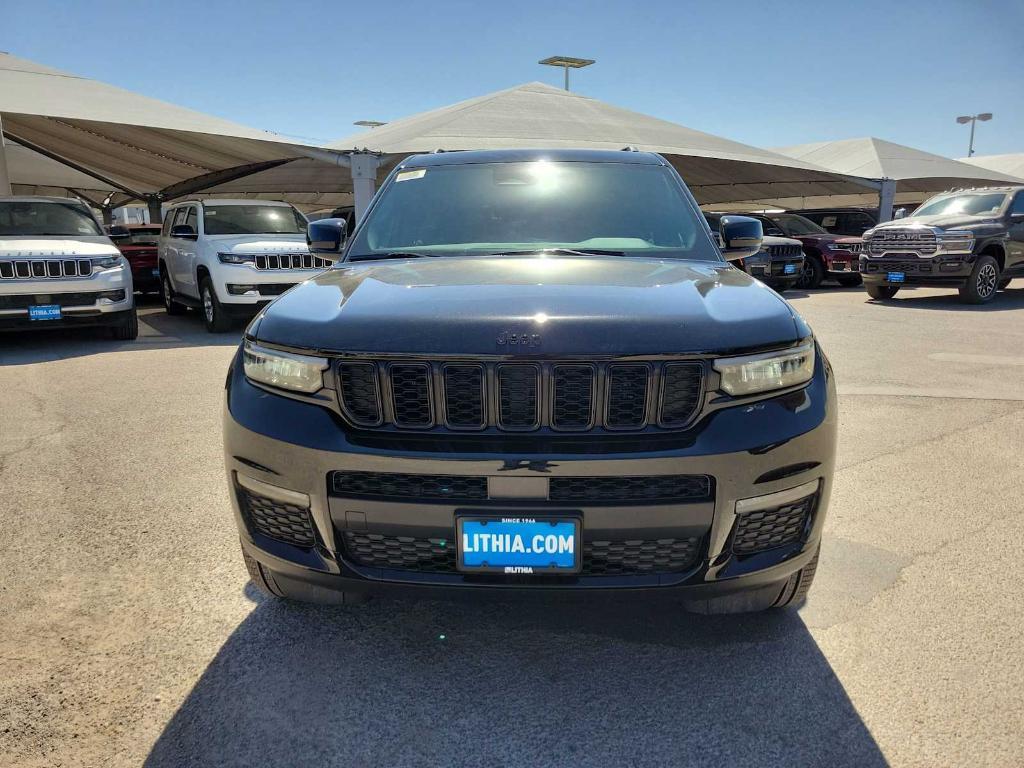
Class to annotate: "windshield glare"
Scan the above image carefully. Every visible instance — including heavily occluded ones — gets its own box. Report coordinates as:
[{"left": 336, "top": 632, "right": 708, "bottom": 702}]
[
  {"left": 769, "top": 214, "right": 827, "bottom": 236},
  {"left": 347, "top": 160, "right": 721, "bottom": 262},
  {"left": 203, "top": 205, "right": 307, "bottom": 235},
  {"left": 0, "top": 201, "right": 103, "bottom": 236},
  {"left": 911, "top": 192, "right": 1008, "bottom": 218}
]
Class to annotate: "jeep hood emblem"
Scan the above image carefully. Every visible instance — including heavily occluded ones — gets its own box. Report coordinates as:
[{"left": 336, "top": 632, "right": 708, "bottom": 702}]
[{"left": 497, "top": 331, "right": 541, "bottom": 347}]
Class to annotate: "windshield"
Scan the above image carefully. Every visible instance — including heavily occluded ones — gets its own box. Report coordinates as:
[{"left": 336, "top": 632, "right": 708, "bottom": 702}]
[
  {"left": 0, "top": 201, "right": 103, "bottom": 236},
  {"left": 911, "top": 192, "right": 1008, "bottom": 218},
  {"left": 347, "top": 160, "right": 721, "bottom": 262},
  {"left": 203, "top": 205, "right": 307, "bottom": 235},
  {"left": 768, "top": 214, "right": 827, "bottom": 236}
]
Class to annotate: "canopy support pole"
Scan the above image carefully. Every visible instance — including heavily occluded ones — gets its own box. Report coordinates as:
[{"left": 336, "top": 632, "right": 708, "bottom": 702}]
[
  {"left": 0, "top": 116, "right": 11, "bottom": 196},
  {"left": 350, "top": 152, "right": 380, "bottom": 222},
  {"left": 146, "top": 196, "right": 163, "bottom": 225},
  {"left": 877, "top": 178, "right": 896, "bottom": 223}
]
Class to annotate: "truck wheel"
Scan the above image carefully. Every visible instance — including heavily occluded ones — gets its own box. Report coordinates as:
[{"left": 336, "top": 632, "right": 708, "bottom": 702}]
[
  {"left": 866, "top": 284, "right": 900, "bottom": 300},
  {"left": 836, "top": 274, "right": 863, "bottom": 287},
  {"left": 161, "top": 272, "right": 185, "bottom": 316},
  {"left": 107, "top": 308, "right": 139, "bottom": 340},
  {"left": 200, "top": 276, "right": 232, "bottom": 333},
  {"left": 771, "top": 545, "right": 820, "bottom": 609},
  {"left": 241, "top": 547, "right": 364, "bottom": 605},
  {"left": 797, "top": 256, "right": 824, "bottom": 289},
  {"left": 958, "top": 255, "right": 1000, "bottom": 305}
]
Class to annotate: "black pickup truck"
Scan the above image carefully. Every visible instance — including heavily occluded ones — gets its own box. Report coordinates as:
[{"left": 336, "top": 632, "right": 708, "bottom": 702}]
[
  {"left": 223, "top": 148, "right": 837, "bottom": 615},
  {"left": 860, "top": 186, "right": 1024, "bottom": 303}
]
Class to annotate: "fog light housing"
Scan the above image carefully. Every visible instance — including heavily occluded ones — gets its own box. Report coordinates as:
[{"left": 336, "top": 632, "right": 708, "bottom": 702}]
[
  {"left": 96, "top": 289, "right": 126, "bottom": 304},
  {"left": 940, "top": 261, "right": 963, "bottom": 272},
  {"left": 227, "top": 283, "right": 259, "bottom": 295}
]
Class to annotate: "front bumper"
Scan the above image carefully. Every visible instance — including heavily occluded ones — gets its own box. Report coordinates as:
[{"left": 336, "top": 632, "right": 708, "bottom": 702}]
[
  {"left": 223, "top": 348, "right": 838, "bottom": 599},
  {"left": 860, "top": 255, "right": 974, "bottom": 286},
  {"left": 0, "top": 266, "right": 135, "bottom": 331},
  {"left": 749, "top": 258, "right": 803, "bottom": 288},
  {"left": 214, "top": 264, "right": 323, "bottom": 306}
]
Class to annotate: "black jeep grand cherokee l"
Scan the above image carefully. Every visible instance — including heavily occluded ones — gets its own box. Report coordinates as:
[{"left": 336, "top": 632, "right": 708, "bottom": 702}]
[
  {"left": 861, "top": 186, "right": 1024, "bottom": 304},
  {"left": 224, "top": 149, "right": 837, "bottom": 614}
]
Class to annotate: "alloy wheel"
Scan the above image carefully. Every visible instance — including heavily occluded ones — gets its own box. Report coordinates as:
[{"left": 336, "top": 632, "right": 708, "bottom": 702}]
[
  {"left": 163, "top": 276, "right": 173, "bottom": 310},
  {"left": 977, "top": 263, "right": 997, "bottom": 298},
  {"left": 203, "top": 287, "right": 214, "bottom": 323}
]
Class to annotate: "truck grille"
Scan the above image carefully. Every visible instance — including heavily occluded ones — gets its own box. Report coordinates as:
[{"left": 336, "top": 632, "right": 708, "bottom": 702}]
[
  {"left": 767, "top": 244, "right": 803, "bottom": 259},
  {"left": 0, "top": 259, "right": 93, "bottom": 279},
  {"left": 251, "top": 252, "right": 332, "bottom": 270},
  {"left": 336, "top": 358, "right": 704, "bottom": 432},
  {"left": 732, "top": 494, "right": 814, "bottom": 554},
  {"left": 342, "top": 532, "right": 701, "bottom": 575},
  {"left": 867, "top": 229, "right": 937, "bottom": 256},
  {"left": 329, "top": 471, "right": 711, "bottom": 504}
]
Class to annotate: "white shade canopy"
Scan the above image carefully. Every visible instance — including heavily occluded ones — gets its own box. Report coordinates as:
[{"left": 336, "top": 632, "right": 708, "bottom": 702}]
[
  {"left": 327, "top": 82, "right": 878, "bottom": 205},
  {"left": 958, "top": 153, "right": 1024, "bottom": 183},
  {"left": 2, "top": 140, "right": 116, "bottom": 198}
]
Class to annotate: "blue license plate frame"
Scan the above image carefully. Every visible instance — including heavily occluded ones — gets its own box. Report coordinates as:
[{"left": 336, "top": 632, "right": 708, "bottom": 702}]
[
  {"left": 456, "top": 515, "right": 582, "bottom": 574},
  {"left": 887, "top": 271, "right": 906, "bottom": 283},
  {"left": 28, "top": 304, "right": 62, "bottom": 321}
]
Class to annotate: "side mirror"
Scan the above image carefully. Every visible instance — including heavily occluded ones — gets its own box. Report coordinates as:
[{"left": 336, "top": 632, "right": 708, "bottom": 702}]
[
  {"left": 171, "top": 224, "right": 197, "bottom": 240},
  {"left": 719, "top": 215, "right": 763, "bottom": 261},
  {"left": 307, "top": 217, "right": 348, "bottom": 259}
]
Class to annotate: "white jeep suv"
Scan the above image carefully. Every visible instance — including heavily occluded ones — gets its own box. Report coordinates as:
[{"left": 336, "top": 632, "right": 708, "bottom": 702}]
[
  {"left": 158, "top": 199, "right": 328, "bottom": 332},
  {"left": 0, "top": 196, "right": 137, "bottom": 339}
]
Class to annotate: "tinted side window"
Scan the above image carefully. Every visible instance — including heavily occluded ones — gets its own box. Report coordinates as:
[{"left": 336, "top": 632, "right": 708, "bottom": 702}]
[
  {"left": 1011, "top": 193, "right": 1024, "bottom": 216},
  {"left": 184, "top": 206, "right": 197, "bottom": 233}
]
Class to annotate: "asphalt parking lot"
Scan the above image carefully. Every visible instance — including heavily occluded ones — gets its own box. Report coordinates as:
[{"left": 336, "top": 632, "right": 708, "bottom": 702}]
[{"left": 2, "top": 285, "right": 1023, "bottom": 768}]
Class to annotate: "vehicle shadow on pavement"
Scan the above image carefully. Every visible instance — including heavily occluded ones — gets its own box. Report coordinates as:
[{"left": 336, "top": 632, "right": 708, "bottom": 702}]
[
  {"left": 871, "top": 285, "right": 1024, "bottom": 312},
  {"left": 0, "top": 305, "right": 241, "bottom": 365},
  {"left": 144, "top": 593, "right": 888, "bottom": 768}
]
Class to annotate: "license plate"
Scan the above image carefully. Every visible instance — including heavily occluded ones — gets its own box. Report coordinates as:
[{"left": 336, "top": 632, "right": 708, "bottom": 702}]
[
  {"left": 151, "top": 267, "right": 160, "bottom": 276},
  {"left": 750, "top": 265, "right": 767, "bottom": 275},
  {"left": 887, "top": 271, "right": 906, "bottom": 283},
  {"left": 784, "top": 263, "right": 797, "bottom": 274},
  {"left": 457, "top": 516, "right": 581, "bottom": 574},
  {"left": 29, "top": 304, "right": 61, "bottom": 321}
]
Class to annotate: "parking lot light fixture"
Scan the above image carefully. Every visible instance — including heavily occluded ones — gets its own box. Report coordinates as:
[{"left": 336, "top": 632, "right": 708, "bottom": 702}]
[
  {"left": 354, "top": 120, "right": 386, "bottom": 128},
  {"left": 956, "top": 112, "right": 993, "bottom": 157},
  {"left": 539, "top": 56, "right": 595, "bottom": 91}
]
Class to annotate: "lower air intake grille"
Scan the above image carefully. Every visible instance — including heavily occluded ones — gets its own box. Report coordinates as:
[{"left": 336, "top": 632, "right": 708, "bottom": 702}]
[
  {"left": 239, "top": 489, "right": 315, "bottom": 548},
  {"left": 549, "top": 474, "right": 712, "bottom": 503},
  {"left": 342, "top": 532, "right": 700, "bottom": 575},
  {"left": 331, "top": 471, "right": 488, "bottom": 502},
  {"left": 732, "top": 494, "right": 814, "bottom": 554}
]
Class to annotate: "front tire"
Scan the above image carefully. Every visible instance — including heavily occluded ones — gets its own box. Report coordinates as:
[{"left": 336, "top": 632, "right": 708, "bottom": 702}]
[
  {"left": 866, "top": 284, "right": 900, "bottom": 300},
  {"left": 772, "top": 545, "right": 820, "bottom": 609},
  {"left": 200, "top": 276, "right": 232, "bottom": 333},
  {"left": 958, "top": 255, "right": 1000, "bottom": 305},
  {"left": 161, "top": 272, "right": 185, "bottom": 316},
  {"left": 107, "top": 308, "right": 139, "bottom": 340},
  {"left": 797, "top": 255, "right": 824, "bottom": 289},
  {"left": 242, "top": 547, "right": 364, "bottom": 605}
]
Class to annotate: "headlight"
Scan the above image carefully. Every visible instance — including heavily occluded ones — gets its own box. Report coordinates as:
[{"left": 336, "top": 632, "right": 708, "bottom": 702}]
[
  {"left": 218, "top": 252, "right": 256, "bottom": 264},
  {"left": 714, "top": 342, "right": 815, "bottom": 396},
  {"left": 938, "top": 230, "right": 974, "bottom": 253},
  {"left": 242, "top": 340, "right": 328, "bottom": 393},
  {"left": 92, "top": 255, "right": 123, "bottom": 269}
]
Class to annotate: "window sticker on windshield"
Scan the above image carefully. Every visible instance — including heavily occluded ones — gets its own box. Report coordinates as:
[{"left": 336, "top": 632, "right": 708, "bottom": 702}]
[{"left": 395, "top": 169, "right": 427, "bottom": 182}]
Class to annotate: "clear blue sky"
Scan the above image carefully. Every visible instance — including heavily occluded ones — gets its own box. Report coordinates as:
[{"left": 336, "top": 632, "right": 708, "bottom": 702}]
[{"left": 4, "top": 0, "right": 1022, "bottom": 158}]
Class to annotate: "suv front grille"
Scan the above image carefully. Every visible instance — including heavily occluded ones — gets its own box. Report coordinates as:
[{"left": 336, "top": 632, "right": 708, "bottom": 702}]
[
  {"left": 329, "top": 471, "right": 711, "bottom": 504},
  {"left": 252, "top": 252, "right": 332, "bottom": 270},
  {"left": 0, "top": 259, "right": 93, "bottom": 280},
  {"left": 238, "top": 488, "right": 316, "bottom": 548},
  {"left": 767, "top": 244, "right": 803, "bottom": 259},
  {"left": 867, "top": 229, "right": 937, "bottom": 256},
  {"left": 732, "top": 494, "right": 814, "bottom": 554},
  {"left": 336, "top": 358, "right": 704, "bottom": 432},
  {"left": 0, "top": 291, "right": 105, "bottom": 310},
  {"left": 342, "top": 532, "right": 701, "bottom": 576}
]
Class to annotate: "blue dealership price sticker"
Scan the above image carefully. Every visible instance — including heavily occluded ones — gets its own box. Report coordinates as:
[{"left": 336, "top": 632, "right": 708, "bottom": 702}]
[{"left": 456, "top": 516, "right": 581, "bottom": 573}]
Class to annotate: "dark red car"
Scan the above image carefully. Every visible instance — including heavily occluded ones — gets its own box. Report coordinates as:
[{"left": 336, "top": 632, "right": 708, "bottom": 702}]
[
  {"left": 740, "top": 212, "right": 864, "bottom": 289},
  {"left": 109, "top": 224, "right": 161, "bottom": 293}
]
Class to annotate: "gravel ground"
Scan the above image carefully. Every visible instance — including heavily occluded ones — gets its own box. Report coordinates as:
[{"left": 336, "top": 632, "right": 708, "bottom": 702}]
[{"left": 1, "top": 284, "right": 1023, "bottom": 767}]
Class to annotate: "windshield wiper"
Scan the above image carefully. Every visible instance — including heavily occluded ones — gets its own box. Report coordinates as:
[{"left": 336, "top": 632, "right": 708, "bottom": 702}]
[
  {"left": 492, "top": 247, "right": 628, "bottom": 257},
  {"left": 346, "top": 252, "right": 434, "bottom": 262}
]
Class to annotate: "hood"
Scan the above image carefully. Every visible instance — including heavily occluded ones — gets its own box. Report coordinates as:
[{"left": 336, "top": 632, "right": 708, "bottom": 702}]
[
  {"left": 209, "top": 234, "right": 308, "bottom": 253},
  {"left": 0, "top": 238, "right": 120, "bottom": 257},
  {"left": 253, "top": 256, "right": 803, "bottom": 356},
  {"left": 875, "top": 214, "right": 996, "bottom": 230},
  {"left": 761, "top": 235, "right": 803, "bottom": 247}
]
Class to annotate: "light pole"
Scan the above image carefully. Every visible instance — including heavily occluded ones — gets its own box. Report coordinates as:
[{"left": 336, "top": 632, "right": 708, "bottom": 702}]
[
  {"left": 956, "top": 112, "right": 992, "bottom": 157},
  {"left": 354, "top": 120, "right": 386, "bottom": 128},
  {"left": 538, "top": 56, "right": 595, "bottom": 91}
]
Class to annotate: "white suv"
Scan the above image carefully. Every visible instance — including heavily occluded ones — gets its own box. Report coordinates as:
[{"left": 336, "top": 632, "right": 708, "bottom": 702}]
[
  {"left": 158, "top": 199, "right": 328, "bottom": 332},
  {"left": 0, "top": 196, "right": 137, "bottom": 339}
]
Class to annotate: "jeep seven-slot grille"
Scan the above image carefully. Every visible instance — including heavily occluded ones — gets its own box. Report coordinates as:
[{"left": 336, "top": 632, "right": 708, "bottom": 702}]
[
  {"left": 335, "top": 359, "right": 704, "bottom": 432},
  {"left": 252, "top": 252, "right": 332, "bottom": 270},
  {"left": 767, "top": 244, "right": 803, "bottom": 259},
  {"left": 0, "top": 259, "right": 93, "bottom": 280},
  {"left": 329, "top": 471, "right": 711, "bottom": 504},
  {"left": 342, "top": 532, "right": 701, "bottom": 576}
]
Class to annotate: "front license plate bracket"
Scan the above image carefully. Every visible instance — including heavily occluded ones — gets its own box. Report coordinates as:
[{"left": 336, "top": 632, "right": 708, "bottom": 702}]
[{"left": 456, "top": 514, "right": 582, "bottom": 574}]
